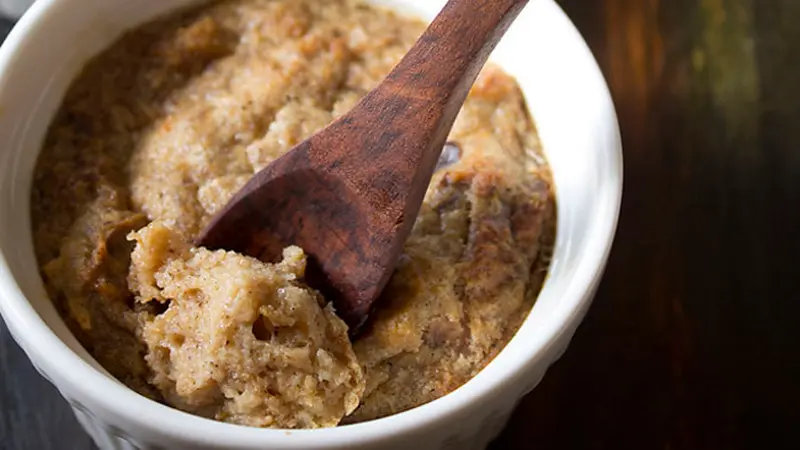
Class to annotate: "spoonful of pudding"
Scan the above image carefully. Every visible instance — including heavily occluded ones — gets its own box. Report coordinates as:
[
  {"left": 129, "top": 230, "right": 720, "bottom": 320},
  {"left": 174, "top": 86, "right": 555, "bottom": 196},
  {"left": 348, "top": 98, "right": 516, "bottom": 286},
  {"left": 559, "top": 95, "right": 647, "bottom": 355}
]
[{"left": 197, "top": 0, "right": 529, "bottom": 333}]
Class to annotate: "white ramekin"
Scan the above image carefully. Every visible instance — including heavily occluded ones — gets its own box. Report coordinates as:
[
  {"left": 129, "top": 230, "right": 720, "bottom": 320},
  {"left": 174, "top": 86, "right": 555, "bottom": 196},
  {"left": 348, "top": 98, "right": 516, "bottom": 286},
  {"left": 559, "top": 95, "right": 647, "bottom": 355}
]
[{"left": 0, "top": 0, "right": 622, "bottom": 449}]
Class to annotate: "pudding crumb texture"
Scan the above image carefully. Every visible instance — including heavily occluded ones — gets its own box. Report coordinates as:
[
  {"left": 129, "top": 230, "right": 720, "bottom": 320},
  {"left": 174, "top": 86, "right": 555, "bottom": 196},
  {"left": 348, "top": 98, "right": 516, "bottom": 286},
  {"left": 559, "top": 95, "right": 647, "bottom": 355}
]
[{"left": 31, "top": 0, "right": 555, "bottom": 427}]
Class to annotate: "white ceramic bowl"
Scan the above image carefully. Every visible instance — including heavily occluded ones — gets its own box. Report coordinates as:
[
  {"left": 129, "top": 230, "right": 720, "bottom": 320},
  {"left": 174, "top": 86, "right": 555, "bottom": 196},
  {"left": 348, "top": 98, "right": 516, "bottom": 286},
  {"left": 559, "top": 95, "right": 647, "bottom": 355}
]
[{"left": 0, "top": 0, "right": 622, "bottom": 449}]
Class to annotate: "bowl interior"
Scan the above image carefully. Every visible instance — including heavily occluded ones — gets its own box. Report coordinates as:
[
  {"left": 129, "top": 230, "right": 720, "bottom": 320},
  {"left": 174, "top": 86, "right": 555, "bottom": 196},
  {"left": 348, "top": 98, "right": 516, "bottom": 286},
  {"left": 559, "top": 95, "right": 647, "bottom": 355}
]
[{"left": 0, "top": 0, "right": 621, "bottom": 445}]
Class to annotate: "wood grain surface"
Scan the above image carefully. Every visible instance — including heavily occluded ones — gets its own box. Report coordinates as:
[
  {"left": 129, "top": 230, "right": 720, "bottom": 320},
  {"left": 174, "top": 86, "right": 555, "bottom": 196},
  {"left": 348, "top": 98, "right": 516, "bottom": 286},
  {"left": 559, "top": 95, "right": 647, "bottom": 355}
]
[
  {"left": 491, "top": 0, "right": 800, "bottom": 448},
  {"left": 1, "top": 0, "right": 799, "bottom": 448}
]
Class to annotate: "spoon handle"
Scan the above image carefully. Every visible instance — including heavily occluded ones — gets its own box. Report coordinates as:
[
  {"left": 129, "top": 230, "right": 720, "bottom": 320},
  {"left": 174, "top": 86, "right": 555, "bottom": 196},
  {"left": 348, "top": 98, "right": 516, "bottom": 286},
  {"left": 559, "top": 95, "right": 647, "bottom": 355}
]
[
  {"left": 320, "top": 0, "right": 529, "bottom": 230},
  {"left": 381, "top": 0, "right": 529, "bottom": 118}
]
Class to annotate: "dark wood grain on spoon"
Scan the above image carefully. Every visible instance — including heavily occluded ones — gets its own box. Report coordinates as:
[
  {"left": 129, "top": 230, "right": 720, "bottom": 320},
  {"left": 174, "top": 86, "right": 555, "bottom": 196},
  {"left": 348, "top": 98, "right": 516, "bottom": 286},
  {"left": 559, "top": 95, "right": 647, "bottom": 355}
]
[{"left": 197, "top": 0, "right": 529, "bottom": 332}]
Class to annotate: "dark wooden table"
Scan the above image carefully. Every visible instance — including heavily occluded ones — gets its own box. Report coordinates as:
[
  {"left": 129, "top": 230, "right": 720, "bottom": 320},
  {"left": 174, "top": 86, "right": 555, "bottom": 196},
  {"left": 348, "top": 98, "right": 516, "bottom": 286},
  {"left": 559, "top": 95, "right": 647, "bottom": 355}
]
[{"left": 1, "top": 1, "right": 798, "bottom": 449}]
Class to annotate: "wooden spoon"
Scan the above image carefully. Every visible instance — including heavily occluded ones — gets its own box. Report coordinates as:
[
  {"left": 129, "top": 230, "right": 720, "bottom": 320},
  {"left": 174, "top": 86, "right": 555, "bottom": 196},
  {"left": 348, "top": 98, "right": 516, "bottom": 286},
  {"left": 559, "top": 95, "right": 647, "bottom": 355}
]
[{"left": 197, "top": 0, "right": 529, "bottom": 333}]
